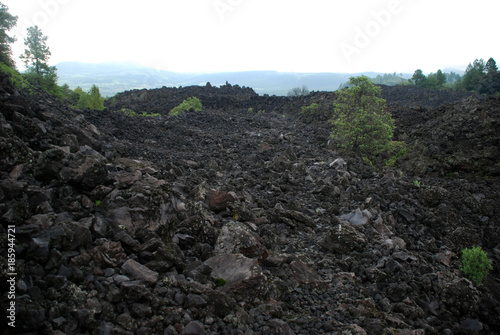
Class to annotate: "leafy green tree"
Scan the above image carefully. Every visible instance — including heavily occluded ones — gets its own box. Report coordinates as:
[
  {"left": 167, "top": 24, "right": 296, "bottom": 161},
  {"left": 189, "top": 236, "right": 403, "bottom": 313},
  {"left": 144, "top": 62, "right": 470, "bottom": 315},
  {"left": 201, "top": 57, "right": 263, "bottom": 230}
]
[
  {"left": 330, "top": 76, "right": 395, "bottom": 157},
  {"left": 73, "top": 85, "right": 104, "bottom": 110},
  {"left": 0, "top": 2, "right": 17, "bottom": 67},
  {"left": 87, "top": 84, "right": 104, "bottom": 110}
]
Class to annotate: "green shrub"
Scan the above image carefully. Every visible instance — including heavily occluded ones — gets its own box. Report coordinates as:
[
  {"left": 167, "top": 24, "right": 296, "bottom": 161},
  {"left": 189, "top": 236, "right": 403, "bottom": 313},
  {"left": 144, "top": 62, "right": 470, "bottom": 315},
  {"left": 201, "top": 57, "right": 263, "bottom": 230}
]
[
  {"left": 330, "top": 76, "right": 395, "bottom": 157},
  {"left": 460, "top": 246, "right": 492, "bottom": 286},
  {"left": 214, "top": 278, "right": 227, "bottom": 286},
  {"left": 169, "top": 97, "right": 202, "bottom": 116},
  {"left": 301, "top": 103, "right": 320, "bottom": 115},
  {"left": 384, "top": 141, "right": 407, "bottom": 167},
  {"left": 0, "top": 62, "right": 32, "bottom": 92}
]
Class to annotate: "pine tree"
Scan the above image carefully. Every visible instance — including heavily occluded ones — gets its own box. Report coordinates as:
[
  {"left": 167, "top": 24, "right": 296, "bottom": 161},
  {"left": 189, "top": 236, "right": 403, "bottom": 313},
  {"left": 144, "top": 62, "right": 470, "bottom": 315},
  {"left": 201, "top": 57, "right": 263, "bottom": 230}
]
[
  {"left": 411, "top": 69, "right": 427, "bottom": 87},
  {"left": 0, "top": 2, "right": 18, "bottom": 67},
  {"left": 20, "top": 26, "right": 53, "bottom": 76},
  {"left": 485, "top": 58, "right": 498, "bottom": 75},
  {"left": 330, "top": 76, "right": 394, "bottom": 157},
  {"left": 461, "top": 59, "right": 485, "bottom": 91}
]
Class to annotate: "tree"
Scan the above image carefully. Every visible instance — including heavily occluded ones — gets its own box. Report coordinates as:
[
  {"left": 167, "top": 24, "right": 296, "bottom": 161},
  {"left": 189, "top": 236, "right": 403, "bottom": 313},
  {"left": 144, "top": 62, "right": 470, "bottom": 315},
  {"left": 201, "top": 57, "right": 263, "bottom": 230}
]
[
  {"left": 87, "top": 84, "right": 104, "bottom": 110},
  {"left": 435, "top": 70, "right": 447, "bottom": 88},
  {"left": 20, "top": 26, "right": 61, "bottom": 95},
  {"left": 330, "top": 76, "right": 395, "bottom": 157},
  {"left": 74, "top": 85, "right": 104, "bottom": 110},
  {"left": 485, "top": 57, "right": 498, "bottom": 75},
  {"left": 461, "top": 58, "right": 485, "bottom": 91},
  {"left": 288, "top": 85, "right": 309, "bottom": 97},
  {"left": 0, "top": 2, "right": 17, "bottom": 67},
  {"left": 20, "top": 26, "right": 53, "bottom": 76},
  {"left": 411, "top": 69, "right": 427, "bottom": 87},
  {"left": 478, "top": 58, "right": 500, "bottom": 95}
]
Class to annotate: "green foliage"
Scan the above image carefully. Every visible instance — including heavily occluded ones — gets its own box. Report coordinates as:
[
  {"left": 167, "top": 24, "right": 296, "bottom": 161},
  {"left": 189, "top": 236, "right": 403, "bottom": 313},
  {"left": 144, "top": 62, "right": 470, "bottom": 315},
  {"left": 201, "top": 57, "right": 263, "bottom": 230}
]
[
  {"left": 461, "top": 59, "right": 486, "bottom": 91},
  {"left": 0, "top": 62, "right": 32, "bottom": 91},
  {"left": 371, "top": 73, "right": 407, "bottom": 86},
  {"left": 169, "top": 97, "right": 202, "bottom": 116},
  {"left": 19, "top": 25, "right": 63, "bottom": 97},
  {"left": 75, "top": 85, "right": 104, "bottom": 110},
  {"left": 118, "top": 108, "right": 160, "bottom": 117},
  {"left": 87, "top": 84, "right": 104, "bottom": 110},
  {"left": 460, "top": 246, "right": 493, "bottom": 286},
  {"left": 384, "top": 141, "right": 407, "bottom": 167},
  {"left": 330, "top": 76, "right": 395, "bottom": 157},
  {"left": 300, "top": 102, "right": 320, "bottom": 115},
  {"left": 0, "top": 2, "right": 18, "bottom": 67},
  {"left": 247, "top": 107, "right": 254, "bottom": 113},
  {"left": 411, "top": 69, "right": 448, "bottom": 89},
  {"left": 214, "top": 278, "right": 227, "bottom": 287},
  {"left": 20, "top": 26, "right": 52, "bottom": 75},
  {"left": 453, "top": 57, "right": 500, "bottom": 94}
]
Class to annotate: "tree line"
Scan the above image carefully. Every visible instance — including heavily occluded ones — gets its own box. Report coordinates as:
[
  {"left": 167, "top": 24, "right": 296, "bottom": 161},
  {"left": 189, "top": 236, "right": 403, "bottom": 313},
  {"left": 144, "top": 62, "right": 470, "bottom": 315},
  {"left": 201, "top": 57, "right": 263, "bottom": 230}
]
[
  {"left": 410, "top": 57, "right": 500, "bottom": 94},
  {"left": 0, "top": 2, "right": 104, "bottom": 110}
]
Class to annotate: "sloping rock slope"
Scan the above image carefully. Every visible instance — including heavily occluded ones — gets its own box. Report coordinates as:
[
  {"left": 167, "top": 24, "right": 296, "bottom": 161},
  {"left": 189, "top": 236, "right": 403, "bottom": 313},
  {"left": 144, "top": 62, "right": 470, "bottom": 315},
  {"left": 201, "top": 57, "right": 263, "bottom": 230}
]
[{"left": 1, "top": 72, "right": 499, "bottom": 334}]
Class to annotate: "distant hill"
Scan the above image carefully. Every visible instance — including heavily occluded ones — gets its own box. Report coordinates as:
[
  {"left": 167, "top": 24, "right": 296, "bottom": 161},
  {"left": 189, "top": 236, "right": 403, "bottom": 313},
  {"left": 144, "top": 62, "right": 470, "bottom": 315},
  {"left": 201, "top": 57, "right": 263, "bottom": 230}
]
[{"left": 56, "top": 61, "right": 406, "bottom": 97}]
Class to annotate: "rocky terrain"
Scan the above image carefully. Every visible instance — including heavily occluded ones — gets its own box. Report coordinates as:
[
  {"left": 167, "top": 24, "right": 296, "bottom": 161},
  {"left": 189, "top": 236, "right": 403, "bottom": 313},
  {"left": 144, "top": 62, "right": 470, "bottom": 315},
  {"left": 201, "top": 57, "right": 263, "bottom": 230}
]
[{"left": 1, "top": 70, "right": 499, "bottom": 335}]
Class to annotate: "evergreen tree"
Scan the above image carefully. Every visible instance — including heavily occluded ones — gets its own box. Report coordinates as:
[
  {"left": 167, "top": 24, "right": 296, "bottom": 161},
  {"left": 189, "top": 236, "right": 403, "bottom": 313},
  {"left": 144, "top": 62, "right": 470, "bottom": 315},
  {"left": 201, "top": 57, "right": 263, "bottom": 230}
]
[
  {"left": 20, "top": 26, "right": 60, "bottom": 94},
  {"left": 435, "top": 70, "right": 447, "bottom": 88},
  {"left": 20, "top": 26, "right": 53, "bottom": 75},
  {"left": 461, "top": 59, "right": 485, "bottom": 91},
  {"left": 411, "top": 69, "right": 427, "bottom": 87},
  {"left": 330, "top": 76, "right": 394, "bottom": 157},
  {"left": 0, "top": 2, "right": 17, "bottom": 67},
  {"left": 485, "top": 57, "right": 498, "bottom": 75},
  {"left": 478, "top": 58, "right": 500, "bottom": 95}
]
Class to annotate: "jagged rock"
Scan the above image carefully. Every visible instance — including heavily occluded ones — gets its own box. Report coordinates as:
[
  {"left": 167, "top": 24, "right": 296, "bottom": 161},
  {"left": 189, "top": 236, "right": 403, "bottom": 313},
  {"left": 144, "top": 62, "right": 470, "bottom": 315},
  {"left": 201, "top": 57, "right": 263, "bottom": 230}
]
[
  {"left": 121, "top": 259, "right": 159, "bottom": 284},
  {"left": 320, "top": 218, "right": 368, "bottom": 253},
  {"left": 206, "top": 190, "right": 234, "bottom": 211},
  {"left": 58, "top": 145, "right": 108, "bottom": 190},
  {"left": 183, "top": 321, "right": 206, "bottom": 335},
  {"left": 341, "top": 208, "right": 373, "bottom": 225},
  {"left": 204, "top": 254, "right": 269, "bottom": 301},
  {"left": 1, "top": 70, "right": 499, "bottom": 334},
  {"left": 286, "top": 260, "right": 322, "bottom": 284},
  {"left": 214, "top": 221, "right": 267, "bottom": 260}
]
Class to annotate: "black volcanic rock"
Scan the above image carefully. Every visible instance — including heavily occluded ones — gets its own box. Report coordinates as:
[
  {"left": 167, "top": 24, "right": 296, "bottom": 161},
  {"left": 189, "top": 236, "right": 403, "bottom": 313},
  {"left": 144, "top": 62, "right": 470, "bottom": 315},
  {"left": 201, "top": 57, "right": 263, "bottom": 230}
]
[{"left": 1, "top": 69, "right": 499, "bottom": 334}]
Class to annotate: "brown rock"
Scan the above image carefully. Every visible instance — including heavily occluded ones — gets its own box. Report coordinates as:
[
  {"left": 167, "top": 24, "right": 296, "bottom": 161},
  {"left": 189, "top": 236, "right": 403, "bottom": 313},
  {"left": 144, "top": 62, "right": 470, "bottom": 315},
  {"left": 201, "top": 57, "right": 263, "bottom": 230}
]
[{"left": 206, "top": 190, "right": 234, "bottom": 211}]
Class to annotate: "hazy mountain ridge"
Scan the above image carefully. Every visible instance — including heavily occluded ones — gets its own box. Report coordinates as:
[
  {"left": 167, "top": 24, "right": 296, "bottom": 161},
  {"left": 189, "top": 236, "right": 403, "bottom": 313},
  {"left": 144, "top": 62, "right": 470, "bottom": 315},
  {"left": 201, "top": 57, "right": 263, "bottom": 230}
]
[{"left": 56, "top": 61, "right": 410, "bottom": 96}]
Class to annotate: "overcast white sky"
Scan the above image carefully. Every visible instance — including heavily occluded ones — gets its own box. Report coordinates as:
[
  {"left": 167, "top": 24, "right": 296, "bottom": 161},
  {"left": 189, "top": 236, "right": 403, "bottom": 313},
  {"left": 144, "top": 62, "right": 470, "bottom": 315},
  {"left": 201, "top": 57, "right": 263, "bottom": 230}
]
[{"left": 3, "top": 0, "right": 499, "bottom": 74}]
